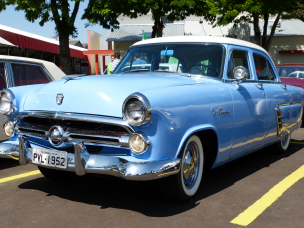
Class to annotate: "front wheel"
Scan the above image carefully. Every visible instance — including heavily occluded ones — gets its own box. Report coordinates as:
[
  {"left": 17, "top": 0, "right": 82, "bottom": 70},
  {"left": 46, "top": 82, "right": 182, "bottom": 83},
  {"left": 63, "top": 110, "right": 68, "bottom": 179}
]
[
  {"left": 272, "top": 133, "right": 291, "bottom": 154},
  {"left": 160, "top": 135, "right": 204, "bottom": 202}
]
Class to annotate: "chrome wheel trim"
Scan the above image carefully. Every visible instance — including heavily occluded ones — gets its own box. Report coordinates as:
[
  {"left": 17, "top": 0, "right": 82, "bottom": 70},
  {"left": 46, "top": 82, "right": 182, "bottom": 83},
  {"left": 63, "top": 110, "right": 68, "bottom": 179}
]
[
  {"left": 181, "top": 135, "right": 204, "bottom": 196},
  {"left": 182, "top": 142, "right": 200, "bottom": 189},
  {"left": 281, "top": 134, "right": 290, "bottom": 150}
]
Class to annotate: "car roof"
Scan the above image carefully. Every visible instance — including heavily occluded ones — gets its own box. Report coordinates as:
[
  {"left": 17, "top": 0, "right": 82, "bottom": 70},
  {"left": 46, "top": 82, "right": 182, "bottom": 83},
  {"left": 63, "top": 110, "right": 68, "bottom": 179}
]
[
  {"left": 132, "top": 36, "right": 268, "bottom": 54},
  {"left": 0, "top": 55, "right": 65, "bottom": 80}
]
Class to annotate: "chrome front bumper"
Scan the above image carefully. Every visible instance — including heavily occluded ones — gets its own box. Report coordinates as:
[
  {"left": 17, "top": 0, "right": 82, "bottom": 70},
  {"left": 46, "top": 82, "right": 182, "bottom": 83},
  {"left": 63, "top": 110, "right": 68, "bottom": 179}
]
[
  {"left": 0, "top": 141, "right": 19, "bottom": 160},
  {"left": 13, "top": 135, "right": 181, "bottom": 181}
]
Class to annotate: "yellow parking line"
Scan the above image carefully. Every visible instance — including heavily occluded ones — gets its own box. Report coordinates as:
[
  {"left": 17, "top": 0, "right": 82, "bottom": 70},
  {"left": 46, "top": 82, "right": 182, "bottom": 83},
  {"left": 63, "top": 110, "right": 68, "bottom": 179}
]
[
  {"left": 0, "top": 170, "right": 41, "bottom": 184},
  {"left": 231, "top": 165, "right": 304, "bottom": 227},
  {"left": 290, "top": 142, "right": 304, "bottom": 144}
]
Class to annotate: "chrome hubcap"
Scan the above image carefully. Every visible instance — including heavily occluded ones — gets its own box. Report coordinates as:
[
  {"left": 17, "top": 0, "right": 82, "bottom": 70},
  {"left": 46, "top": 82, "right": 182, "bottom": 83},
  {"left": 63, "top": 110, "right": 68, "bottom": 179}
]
[
  {"left": 182, "top": 142, "right": 200, "bottom": 189},
  {"left": 281, "top": 135, "right": 289, "bottom": 147}
]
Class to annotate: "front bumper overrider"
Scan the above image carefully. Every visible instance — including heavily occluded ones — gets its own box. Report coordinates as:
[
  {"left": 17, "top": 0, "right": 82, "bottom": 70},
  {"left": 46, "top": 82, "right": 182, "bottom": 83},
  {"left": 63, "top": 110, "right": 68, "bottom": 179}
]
[{"left": 1, "top": 135, "right": 181, "bottom": 181}]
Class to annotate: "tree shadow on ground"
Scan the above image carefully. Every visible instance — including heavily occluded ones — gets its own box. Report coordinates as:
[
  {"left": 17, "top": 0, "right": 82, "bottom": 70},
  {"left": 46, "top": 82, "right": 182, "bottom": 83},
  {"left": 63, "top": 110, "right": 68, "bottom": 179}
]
[
  {"left": 18, "top": 142, "right": 304, "bottom": 217},
  {"left": 0, "top": 158, "right": 20, "bottom": 170}
]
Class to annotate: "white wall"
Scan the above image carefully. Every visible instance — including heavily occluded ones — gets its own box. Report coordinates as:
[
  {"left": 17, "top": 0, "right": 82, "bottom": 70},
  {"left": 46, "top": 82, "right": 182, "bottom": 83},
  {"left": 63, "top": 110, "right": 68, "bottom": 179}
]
[{"left": 250, "top": 36, "right": 304, "bottom": 64}]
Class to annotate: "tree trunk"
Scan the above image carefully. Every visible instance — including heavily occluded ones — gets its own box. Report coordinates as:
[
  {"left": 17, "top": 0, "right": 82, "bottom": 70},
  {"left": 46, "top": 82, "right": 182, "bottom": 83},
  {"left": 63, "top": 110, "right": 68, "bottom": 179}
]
[
  {"left": 261, "top": 13, "right": 269, "bottom": 49},
  {"left": 266, "top": 12, "right": 282, "bottom": 52},
  {"left": 59, "top": 34, "right": 73, "bottom": 75},
  {"left": 253, "top": 14, "right": 261, "bottom": 46},
  {"left": 151, "top": 16, "right": 164, "bottom": 38}
]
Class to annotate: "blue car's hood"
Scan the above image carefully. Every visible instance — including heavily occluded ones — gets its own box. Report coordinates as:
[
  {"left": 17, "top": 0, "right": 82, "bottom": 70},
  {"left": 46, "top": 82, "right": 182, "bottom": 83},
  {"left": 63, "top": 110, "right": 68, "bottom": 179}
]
[{"left": 24, "top": 73, "right": 218, "bottom": 117}]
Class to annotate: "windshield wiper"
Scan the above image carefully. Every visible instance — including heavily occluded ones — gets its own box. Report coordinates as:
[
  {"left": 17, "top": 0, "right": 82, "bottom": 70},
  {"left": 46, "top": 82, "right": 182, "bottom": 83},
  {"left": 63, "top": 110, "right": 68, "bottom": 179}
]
[
  {"left": 124, "top": 69, "right": 149, "bottom": 73},
  {"left": 154, "top": 70, "right": 176, "bottom": 73}
]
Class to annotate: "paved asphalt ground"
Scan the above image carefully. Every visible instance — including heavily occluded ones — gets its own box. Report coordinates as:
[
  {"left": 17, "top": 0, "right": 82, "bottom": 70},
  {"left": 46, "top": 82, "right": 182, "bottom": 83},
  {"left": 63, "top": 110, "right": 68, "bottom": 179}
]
[{"left": 1, "top": 129, "right": 304, "bottom": 228}]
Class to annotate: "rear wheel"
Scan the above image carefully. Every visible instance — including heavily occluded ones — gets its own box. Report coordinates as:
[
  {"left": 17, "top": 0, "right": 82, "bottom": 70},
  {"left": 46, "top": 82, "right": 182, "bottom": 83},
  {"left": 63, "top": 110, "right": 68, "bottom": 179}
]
[
  {"left": 38, "top": 166, "right": 76, "bottom": 181},
  {"left": 160, "top": 135, "right": 204, "bottom": 202},
  {"left": 272, "top": 133, "right": 291, "bottom": 154}
]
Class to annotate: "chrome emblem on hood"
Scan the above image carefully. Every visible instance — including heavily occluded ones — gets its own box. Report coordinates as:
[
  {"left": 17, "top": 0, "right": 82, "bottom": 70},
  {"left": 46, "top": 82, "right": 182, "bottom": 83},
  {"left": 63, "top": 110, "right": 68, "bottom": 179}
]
[{"left": 56, "top": 94, "right": 64, "bottom": 105}]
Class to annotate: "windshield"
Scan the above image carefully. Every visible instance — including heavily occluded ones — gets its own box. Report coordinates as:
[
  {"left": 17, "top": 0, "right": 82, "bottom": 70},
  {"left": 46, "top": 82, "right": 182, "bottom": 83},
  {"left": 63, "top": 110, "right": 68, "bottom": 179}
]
[
  {"left": 114, "top": 44, "right": 224, "bottom": 77},
  {"left": 276, "top": 66, "right": 304, "bottom": 78}
]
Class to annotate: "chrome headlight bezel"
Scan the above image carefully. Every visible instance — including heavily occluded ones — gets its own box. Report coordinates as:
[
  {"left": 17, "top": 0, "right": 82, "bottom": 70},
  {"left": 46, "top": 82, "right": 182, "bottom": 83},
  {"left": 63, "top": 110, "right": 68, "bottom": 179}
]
[
  {"left": 0, "top": 89, "right": 16, "bottom": 116},
  {"left": 122, "top": 93, "right": 152, "bottom": 127},
  {"left": 3, "top": 121, "right": 15, "bottom": 137},
  {"left": 128, "top": 132, "right": 150, "bottom": 154}
]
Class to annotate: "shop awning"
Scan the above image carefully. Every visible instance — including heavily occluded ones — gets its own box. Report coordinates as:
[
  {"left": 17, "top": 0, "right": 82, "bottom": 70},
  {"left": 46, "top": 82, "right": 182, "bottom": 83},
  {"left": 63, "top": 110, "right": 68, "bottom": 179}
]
[{"left": 0, "top": 24, "right": 87, "bottom": 59}]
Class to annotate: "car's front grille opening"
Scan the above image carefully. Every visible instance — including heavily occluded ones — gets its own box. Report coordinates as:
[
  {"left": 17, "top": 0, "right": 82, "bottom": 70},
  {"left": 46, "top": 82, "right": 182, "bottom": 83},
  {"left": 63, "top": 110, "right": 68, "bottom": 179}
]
[{"left": 18, "top": 128, "right": 46, "bottom": 137}]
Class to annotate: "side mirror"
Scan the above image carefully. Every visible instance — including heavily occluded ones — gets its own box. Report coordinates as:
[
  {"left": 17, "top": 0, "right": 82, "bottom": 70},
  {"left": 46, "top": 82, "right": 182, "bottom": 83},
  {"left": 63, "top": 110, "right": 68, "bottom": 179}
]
[{"left": 233, "top": 66, "right": 248, "bottom": 80}]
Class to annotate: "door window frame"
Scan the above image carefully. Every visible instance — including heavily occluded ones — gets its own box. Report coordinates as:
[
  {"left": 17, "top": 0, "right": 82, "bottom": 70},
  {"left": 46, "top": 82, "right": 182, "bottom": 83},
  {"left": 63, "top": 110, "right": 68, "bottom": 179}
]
[
  {"left": 0, "top": 61, "right": 10, "bottom": 88},
  {"left": 9, "top": 62, "right": 52, "bottom": 87},
  {"left": 223, "top": 45, "right": 255, "bottom": 81},
  {"left": 251, "top": 50, "right": 281, "bottom": 83}
]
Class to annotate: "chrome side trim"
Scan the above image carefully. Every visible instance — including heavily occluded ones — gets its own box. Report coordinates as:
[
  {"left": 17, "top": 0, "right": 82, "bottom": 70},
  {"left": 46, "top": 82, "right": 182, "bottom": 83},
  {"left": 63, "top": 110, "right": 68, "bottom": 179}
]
[
  {"left": 14, "top": 111, "right": 134, "bottom": 134},
  {"left": 275, "top": 106, "right": 283, "bottom": 136},
  {"left": 278, "top": 101, "right": 304, "bottom": 107}
]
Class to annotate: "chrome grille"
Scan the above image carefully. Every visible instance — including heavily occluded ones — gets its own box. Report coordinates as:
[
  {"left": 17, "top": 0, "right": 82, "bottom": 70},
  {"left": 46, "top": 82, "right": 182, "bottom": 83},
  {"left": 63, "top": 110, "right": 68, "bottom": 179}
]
[{"left": 14, "top": 111, "right": 133, "bottom": 148}]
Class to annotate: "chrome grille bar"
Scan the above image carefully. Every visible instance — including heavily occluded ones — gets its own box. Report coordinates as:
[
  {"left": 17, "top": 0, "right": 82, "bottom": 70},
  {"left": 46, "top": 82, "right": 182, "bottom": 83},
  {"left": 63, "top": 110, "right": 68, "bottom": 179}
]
[{"left": 14, "top": 111, "right": 134, "bottom": 148}]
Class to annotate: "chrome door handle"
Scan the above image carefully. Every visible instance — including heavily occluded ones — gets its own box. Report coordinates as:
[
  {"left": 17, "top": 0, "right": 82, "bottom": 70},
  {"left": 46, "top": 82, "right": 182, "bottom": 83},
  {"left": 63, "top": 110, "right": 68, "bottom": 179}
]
[{"left": 255, "top": 83, "right": 263, "bottom": 88}]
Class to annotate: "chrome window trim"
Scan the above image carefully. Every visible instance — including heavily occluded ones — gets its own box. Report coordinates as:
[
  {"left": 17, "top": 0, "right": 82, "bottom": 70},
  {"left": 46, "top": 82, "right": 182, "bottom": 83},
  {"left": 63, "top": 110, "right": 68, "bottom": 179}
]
[
  {"left": 226, "top": 47, "right": 255, "bottom": 81},
  {"left": 251, "top": 51, "right": 281, "bottom": 83},
  {"left": 10, "top": 61, "right": 53, "bottom": 86}
]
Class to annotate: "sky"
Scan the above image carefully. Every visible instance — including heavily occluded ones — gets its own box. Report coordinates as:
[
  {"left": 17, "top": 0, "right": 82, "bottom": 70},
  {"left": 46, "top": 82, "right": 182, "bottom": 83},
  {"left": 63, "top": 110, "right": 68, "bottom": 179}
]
[{"left": 0, "top": 1, "right": 109, "bottom": 44}]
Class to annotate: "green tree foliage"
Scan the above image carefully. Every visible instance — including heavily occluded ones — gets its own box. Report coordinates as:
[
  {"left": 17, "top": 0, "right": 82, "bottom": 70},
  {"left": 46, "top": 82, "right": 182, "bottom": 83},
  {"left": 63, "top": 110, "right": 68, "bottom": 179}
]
[
  {"left": 0, "top": 0, "right": 6, "bottom": 12},
  {"left": 205, "top": 0, "right": 301, "bottom": 51},
  {"left": 82, "top": 0, "right": 202, "bottom": 38},
  {"left": 282, "top": 1, "right": 304, "bottom": 22},
  {"left": 7, "top": 0, "right": 84, "bottom": 74}
]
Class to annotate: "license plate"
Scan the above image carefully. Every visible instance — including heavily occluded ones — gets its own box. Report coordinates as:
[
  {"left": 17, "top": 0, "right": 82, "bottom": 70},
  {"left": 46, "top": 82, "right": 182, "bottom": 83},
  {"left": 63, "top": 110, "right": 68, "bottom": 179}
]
[{"left": 32, "top": 148, "right": 68, "bottom": 169}]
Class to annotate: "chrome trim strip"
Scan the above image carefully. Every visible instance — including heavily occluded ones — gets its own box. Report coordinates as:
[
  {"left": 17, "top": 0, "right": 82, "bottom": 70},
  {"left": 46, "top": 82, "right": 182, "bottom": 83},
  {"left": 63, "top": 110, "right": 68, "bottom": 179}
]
[
  {"left": 17, "top": 136, "right": 181, "bottom": 181},
  {"left": 278, "top": 101, "right": 304, "bottom": 107},
  {"left": 275, "top": 106, "right": 283, "bottom": 136},
  {"left": 14, "top": 111, "right": 134, "bottom": 134}
]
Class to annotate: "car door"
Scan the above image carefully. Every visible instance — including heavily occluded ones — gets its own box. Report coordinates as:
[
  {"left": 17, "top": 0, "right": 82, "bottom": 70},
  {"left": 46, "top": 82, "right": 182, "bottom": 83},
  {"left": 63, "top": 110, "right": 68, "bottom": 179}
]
[
  {"left": 226, "top": 46, "right": 267, "bottom": 156},
  {"left": 0, "top": 61, "right": 10, "bottom": 140},
  {"left": 252, "top": 52, "right": 300, "bottom": 142}
]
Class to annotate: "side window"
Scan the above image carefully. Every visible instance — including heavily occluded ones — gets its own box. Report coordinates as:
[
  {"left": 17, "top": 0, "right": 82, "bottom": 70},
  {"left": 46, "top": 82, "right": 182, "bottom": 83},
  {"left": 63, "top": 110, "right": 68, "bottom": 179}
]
[
  {"left": 0, "top": 62, "right": 7, "bottom": 90},
  {"left": 299, "top": 72, "right": 304, "bottom": 78},
  {"left": 253, "top": 53, "right": 276, "bottom": 81},
  {"left": 227, "top": 50, "right": 251, "bottom": 79},
  {"left": 11, "top": 63, "right": 50, "bottom": 87}
]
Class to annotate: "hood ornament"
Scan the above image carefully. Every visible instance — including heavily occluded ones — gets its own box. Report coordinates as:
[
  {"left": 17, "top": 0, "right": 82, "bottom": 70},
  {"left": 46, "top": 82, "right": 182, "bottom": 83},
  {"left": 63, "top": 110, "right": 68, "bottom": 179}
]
[{"left": 56, "top": 94, "right": 64, "bottom": 105}]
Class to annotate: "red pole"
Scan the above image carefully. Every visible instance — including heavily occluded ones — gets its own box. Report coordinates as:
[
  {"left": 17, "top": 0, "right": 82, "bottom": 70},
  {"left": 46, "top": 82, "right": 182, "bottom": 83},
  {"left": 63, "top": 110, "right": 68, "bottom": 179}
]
[
  {"left": 103, "top": 56, "right": 106, "bottom": 73},
  {"left": 95, "top": 54, "right": 98, "bottom": 75}
]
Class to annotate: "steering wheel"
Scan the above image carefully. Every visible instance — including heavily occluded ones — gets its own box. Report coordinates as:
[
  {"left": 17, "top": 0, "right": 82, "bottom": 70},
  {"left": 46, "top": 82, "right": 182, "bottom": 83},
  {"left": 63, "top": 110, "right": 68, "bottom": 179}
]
[{"left": 188, "top": 64, "right": 218, "bottom": 76}]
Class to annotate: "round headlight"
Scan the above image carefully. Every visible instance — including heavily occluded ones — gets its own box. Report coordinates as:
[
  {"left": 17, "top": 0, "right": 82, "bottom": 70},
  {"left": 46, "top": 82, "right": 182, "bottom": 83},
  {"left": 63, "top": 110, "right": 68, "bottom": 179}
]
[
  {"left": 129, "top": 133, "right": 150, "bottom": 154},
  {"left": 0, "top": 90, "right": 15, "bottom": 115},
  {"left": 3, "top": 121, "right": 14, "bottom": 137},
  {"left": 122, "top": 93, "right": 151, "bottom": 126}
]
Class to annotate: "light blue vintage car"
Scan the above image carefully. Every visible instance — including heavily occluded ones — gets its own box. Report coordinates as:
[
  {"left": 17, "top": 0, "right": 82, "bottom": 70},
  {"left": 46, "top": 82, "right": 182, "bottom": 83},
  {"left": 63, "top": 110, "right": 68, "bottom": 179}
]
[{"left": 0, "top": 36, "right": 303, "bottom": 202}]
